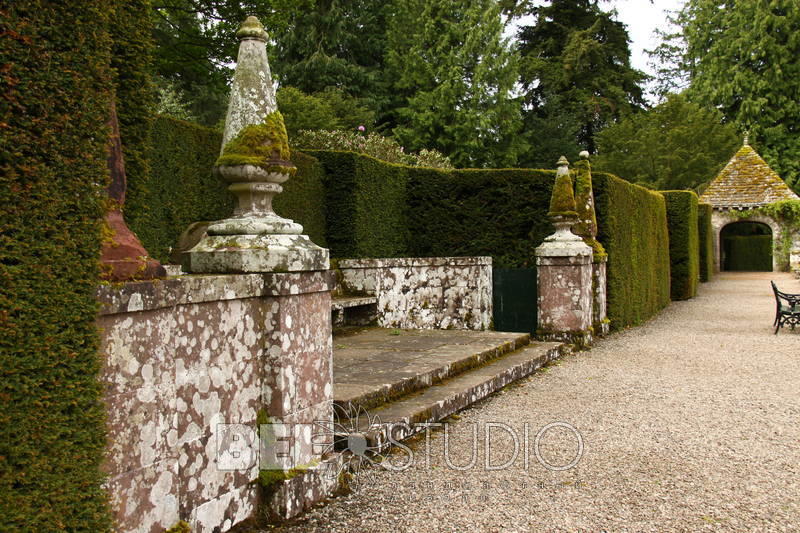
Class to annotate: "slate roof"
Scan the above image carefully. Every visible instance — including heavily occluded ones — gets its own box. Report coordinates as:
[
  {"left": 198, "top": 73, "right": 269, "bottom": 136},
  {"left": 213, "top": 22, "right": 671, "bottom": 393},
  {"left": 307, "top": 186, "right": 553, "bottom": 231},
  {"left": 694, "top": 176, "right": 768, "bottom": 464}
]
[{"left": 700, "top": 142, "right": 800, "bottom": 209}]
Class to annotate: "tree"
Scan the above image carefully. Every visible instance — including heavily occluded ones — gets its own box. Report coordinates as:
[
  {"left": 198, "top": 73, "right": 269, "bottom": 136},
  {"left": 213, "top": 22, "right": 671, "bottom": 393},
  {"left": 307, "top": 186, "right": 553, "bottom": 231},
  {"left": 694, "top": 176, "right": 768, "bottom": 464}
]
[
  {"left": 516, "top": 0, "right": 646, "bottom": 159},
  {"left": 270, "top": 0, "right": 388, "bottom": 113},
  {"left": 384, "top": 0, "right": 523, "bottom": 168},
  {"left": 651, "top": 0, "right": 800, "bottom": 193},
  {"left": 276, "top": 86, "right": 375, "bottom": 138},
  {"left": 594, "top": 94, "right": 740, "bottom": 191}
]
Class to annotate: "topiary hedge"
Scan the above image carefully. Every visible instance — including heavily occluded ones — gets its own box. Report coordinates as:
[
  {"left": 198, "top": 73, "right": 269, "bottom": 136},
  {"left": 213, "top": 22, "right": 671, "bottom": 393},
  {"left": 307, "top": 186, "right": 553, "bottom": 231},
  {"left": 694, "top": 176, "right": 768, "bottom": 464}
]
[
  {"left": 304, "top": 150, "right": 410, "bottom": 258},
  {"left": 0, "top": 2, "right": 114, "bottom": 530},
  {"left": 698, "top": 202, "right": 714, "bottom": 282},
  {"left": 661, "top": 190, "right": 700, "bottom": 300},
  {"left": 129, "top": 117, "right": 327, "bottom": 262},
  {"left": 406, "top": 167, "right": 556, "bottom": 267},
  {"left": 594, "top": 173, "right": 672, "bottom": 330}
]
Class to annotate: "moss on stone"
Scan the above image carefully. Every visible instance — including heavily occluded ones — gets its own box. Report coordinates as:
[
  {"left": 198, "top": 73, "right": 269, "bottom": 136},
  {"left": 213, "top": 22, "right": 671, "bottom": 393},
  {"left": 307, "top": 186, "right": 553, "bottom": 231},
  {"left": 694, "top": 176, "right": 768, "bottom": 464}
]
[
  {"left": 548, "top": 171, "right": 578, "bottom": 218},
  {"left": 164, "top": 521, "right": 191, "bottom": 533},
  {"left": 216, "top": 111, "right": 296, "bottom": 176}
]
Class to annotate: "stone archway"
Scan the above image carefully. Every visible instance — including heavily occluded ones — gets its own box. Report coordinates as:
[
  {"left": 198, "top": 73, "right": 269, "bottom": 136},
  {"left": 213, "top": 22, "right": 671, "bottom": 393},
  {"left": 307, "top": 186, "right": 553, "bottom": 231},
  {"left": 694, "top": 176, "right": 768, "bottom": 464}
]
[{"left": 711, "top": 211, "right": 784, "bottom": 272}]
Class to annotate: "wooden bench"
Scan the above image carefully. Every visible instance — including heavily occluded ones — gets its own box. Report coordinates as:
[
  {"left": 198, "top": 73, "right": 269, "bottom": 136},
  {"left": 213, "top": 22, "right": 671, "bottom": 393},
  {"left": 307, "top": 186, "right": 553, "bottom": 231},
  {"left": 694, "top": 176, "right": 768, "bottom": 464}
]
[{"left": 771, "top": 281, "right": 800, "bottom": 334}]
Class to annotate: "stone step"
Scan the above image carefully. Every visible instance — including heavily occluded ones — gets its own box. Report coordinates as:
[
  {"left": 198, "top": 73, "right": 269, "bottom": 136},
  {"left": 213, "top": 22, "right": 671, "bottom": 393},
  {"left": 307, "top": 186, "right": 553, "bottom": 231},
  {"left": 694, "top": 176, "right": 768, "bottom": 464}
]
[
  {"left": 342, "top": 342, "right": 566, "bottom": 441},
  {"left": 333, "top": 328, "right": 531, "bottom": 412}
]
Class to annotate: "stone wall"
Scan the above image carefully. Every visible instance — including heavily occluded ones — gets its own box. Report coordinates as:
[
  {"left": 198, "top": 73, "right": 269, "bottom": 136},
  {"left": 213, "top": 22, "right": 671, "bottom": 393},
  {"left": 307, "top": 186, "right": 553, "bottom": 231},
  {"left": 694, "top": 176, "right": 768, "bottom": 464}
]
[
  {"left": 336, "top": 257, "right": 492, "bottom": 330},
  {"left": 97, "top": 272, "right": 334, "bottom": 532}
]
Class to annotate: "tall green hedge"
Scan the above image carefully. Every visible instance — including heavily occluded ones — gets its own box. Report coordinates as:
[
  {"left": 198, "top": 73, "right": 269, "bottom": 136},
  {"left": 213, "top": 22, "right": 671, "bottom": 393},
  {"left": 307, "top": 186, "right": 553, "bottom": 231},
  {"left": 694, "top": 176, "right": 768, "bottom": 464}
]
[
  {"left": 305, "top": 150, "right": 409, "bottom": 258},
  {"left": 110, "top": 0, "right": 154, "bottom": 222},
  {"left": 661, "top": 191, "right": 700, "bottom": 300},
  {"left": 130, "top": 117, "right": 327, "bottom": 262},
  {"left": 0, "top": 3, "right": 113, "bottom": 530},
  {"left": 407, "top": 167, "right": 556, "bottom": 267},
  {"left": 698, "top": 202, "right": 714, "bottom": 282},
  {"left": 594, "top": 173, "right": 672, "bottom": 330}
]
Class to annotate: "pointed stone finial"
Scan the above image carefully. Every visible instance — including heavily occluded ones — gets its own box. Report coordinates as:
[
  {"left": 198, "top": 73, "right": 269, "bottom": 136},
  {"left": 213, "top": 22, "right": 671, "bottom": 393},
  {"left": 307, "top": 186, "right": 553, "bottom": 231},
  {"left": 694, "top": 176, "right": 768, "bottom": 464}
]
[
  {"left": 743, "top": 131, "right": 750, "bottom": 146},
  {"left": 236, "top": 16, "right": 268, "bottom": 41},
  {"left": 556, "top": 155, "right": 570, "bottom": 176},
  {"left": 579, "top": 150, "right": 590, "bottom": 160},
  {"left": 221, "top": 16, "right": 278, "bottom": 150}
]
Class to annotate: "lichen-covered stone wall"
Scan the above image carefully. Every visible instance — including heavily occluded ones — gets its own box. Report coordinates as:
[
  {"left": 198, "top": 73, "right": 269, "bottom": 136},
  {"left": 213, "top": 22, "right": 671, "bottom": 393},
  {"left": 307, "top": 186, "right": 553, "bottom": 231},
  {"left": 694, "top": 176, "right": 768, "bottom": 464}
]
[
  {"left": 337, "top": 257, "right": 492, "bottom": 330},
  {"left": 96, "top": 272, "right": 334, "bottom": 532}
]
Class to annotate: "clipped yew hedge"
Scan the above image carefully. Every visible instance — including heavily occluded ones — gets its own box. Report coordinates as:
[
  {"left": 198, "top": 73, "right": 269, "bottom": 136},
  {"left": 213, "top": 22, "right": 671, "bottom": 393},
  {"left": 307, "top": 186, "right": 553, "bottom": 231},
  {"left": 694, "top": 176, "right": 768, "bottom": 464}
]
[
  {"left": 662, "top": 191, "right": 700, "bottom": 300},
  {"left": 0, "top": 3, "right": 113, "bottom": 530},
  {"left": 304, "top": 150, "right": 409, "bottom": 258},
  {"left": 130, "top": 117, "right": 327, "bottom": 262},
  {"left": 406, "top": 167, "right": 556, "bottom": 267},
  {"left": 698, "top": 202, "right": 714, "bottom": 282},
  {"left": 594, "top": 173, "right": 672, "bottom": 330}
]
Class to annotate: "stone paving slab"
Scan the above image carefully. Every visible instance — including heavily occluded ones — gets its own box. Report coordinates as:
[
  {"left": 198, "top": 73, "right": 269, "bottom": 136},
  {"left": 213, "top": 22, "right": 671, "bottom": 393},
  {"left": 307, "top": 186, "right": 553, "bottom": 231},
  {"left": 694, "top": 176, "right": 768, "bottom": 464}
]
[{"left": 333, "top": 328, "right": 530, "bottom": 411}]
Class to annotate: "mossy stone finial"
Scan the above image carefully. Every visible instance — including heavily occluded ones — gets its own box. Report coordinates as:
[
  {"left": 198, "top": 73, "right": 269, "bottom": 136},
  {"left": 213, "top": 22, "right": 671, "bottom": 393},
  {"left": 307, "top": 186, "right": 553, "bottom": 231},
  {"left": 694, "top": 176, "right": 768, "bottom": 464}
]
[
  {"left": 579, "top": 150, "right": 590, "bottom": 160},
  {"left": 216, "top": 111, "right": 295, "bottom": 175},
  {"left": 549, "top": 156, "right": 578, "bottom": 218},
  {"left": 237, "top": 16, "right": 268, "bottom": 42}
]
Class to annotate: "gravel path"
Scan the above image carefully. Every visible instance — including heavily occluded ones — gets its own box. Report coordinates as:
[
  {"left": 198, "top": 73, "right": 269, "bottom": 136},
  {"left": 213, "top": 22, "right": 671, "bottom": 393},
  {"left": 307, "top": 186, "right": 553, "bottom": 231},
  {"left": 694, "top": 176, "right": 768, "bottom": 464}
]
[{"left": 276, "top": 273, "right": 800, "bottom": 532}]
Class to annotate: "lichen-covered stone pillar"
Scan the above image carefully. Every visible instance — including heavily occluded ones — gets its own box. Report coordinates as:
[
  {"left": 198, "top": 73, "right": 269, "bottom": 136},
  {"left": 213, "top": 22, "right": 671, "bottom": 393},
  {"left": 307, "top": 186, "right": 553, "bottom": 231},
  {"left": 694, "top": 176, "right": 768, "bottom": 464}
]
[
  {"left": 178, "top": 16, "right": 334, "bottom": 527},
  {"left": 536, "top": 156, "right": 594, "bottom": 347},
  {"left": 573, "top": 150, "right": 609, "bottom": 335}
]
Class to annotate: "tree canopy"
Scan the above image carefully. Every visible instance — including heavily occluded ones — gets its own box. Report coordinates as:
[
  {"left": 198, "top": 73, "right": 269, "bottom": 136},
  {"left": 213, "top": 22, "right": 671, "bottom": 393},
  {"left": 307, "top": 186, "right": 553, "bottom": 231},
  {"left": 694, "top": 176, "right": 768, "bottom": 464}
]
[
  {"left": 594, "top": 94, "right": 740, "bottom": 191},
  {"left": 651, "top": 0, "right": 800, "bottom": 193}
]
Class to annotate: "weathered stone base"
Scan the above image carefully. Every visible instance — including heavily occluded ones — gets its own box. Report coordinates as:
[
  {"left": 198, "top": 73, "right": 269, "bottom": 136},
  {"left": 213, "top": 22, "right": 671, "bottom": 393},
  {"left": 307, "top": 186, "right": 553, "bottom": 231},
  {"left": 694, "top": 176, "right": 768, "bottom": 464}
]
[
  {"left": 263, "top": 457, "right": 344, "bottom": 521},
  {"left": 183, "top": 233, "right": 329, "bottom": 273},
  {"left": 538, "top": 329, "right": 593, "bottom": 350}
]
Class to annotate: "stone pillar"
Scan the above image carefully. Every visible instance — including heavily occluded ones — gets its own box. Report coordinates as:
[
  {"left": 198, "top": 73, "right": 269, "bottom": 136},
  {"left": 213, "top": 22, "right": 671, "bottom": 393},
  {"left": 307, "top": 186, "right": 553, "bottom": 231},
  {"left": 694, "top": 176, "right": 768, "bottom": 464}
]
[
  {"left": 178, "top": 16, "right": 334, "bottom": 527},
  {"left": 100, "top": 97, "right": 165, "bottom": 281},
  {"left": 573, "top": 150, "right": 609, "bottom": 335},
  {"left": 536, "top": 156, "right": 594, "bottom": 347}
]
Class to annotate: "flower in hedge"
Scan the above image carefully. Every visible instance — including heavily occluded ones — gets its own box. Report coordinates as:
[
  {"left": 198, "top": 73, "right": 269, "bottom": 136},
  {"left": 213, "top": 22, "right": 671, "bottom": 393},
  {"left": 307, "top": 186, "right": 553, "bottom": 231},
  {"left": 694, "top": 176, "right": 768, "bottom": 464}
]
[{"left": 358, "top": 125, "right": 366, "bottom": 132}]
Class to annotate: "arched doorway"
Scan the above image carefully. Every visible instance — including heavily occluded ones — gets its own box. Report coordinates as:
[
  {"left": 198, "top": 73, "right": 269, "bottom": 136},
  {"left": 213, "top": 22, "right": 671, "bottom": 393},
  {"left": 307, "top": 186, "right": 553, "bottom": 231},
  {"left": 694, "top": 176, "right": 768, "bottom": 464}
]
[{"left": 720, "top": 221, "right": 773, "bottom": 271}]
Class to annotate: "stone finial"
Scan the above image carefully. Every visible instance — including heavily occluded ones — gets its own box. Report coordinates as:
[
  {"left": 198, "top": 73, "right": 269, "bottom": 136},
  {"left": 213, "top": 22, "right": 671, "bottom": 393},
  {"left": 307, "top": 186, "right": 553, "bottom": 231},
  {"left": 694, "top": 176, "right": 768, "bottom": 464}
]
[
  {"left": 743, "top": 131, "right": 750, "bottom": 146},
  {"left": 556, "top": 155, "right": 570, "bottom": 176},
  {"left": 221, "top": 16, "right": 278, "bottom": 150},
  {"left": 549, "top": 156, "right": 577, "bottom": 218},
  {"left": 183, "top": 18, "right": 329, "bottom": 274},
  {"left": 579, "top": 150, "right": 590, "bottom": 160},
  {"left": 236, "top": 15, "right": 268, "bottom": 41}
]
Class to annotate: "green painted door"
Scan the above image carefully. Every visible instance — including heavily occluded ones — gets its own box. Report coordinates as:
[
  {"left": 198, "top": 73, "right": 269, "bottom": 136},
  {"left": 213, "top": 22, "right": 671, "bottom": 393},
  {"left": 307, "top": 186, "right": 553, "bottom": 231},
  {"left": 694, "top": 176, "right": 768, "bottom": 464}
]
[{"left": 492, "top": 268, "right": 537, "bottom": 334}]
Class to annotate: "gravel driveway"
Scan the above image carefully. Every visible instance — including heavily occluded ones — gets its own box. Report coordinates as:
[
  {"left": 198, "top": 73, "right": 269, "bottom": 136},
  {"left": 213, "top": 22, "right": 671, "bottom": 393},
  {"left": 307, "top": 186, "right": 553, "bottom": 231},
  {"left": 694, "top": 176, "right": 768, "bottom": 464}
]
[{"left": 274, "top": 272, "right": 800, "bottom": 532}]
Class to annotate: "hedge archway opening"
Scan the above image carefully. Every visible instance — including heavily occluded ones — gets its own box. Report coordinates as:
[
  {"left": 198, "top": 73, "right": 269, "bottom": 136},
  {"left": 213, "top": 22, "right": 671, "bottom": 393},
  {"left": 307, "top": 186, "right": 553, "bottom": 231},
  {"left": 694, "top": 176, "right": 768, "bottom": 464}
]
[{"left": 721, "top": 221, "right": 773, "bottom": 271}]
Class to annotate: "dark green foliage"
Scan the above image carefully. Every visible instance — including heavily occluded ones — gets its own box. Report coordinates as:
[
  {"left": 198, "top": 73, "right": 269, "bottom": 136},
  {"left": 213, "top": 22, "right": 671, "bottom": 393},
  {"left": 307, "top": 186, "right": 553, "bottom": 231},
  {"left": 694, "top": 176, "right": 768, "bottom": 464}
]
[
  {"left": 698, "top": 203, "right": 714, "bottom": 282},
  {"left": 407, "top": 168, "right": 556, "bottom": 268},
  {"left": 308, "top": 150, "right": 556, "bottom": 266},
  {"left": 0, "top": 2, "right": 113, "bottom": 530},
  {"left": 385, "top": 0, "right": 523, "bottom": 168},
  {"left": 594, "top": 94, "right": 740, "bottom": 191},
  {"left": 306, "top": 151, "right": 409, "bottom": 258},
  {"left": 516, "top": 0, "right": 645, "bottom": 157},
  {"left": 277, "top": 86, "right": 376, "bottom": 139},
  {"left": 274, "top": 152, "right": 328, "bottom": 249},
  {"left": 661, "top": 191, "right": 700, "bottom": 300},
  {"left": 593, "top": 173, "right": 672, "bottom": 330},
  {"left": 111, "top": 0, "right": 155, "bottom": 224},
  {"left": 127, "top": 116, "right": 233, "bottom": 261},
  {"left": 723, "top": 236, "right": 773, "bottom": 272},
  {"left": 129, "top": 117, "right": 327, "bottom": 262}
]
